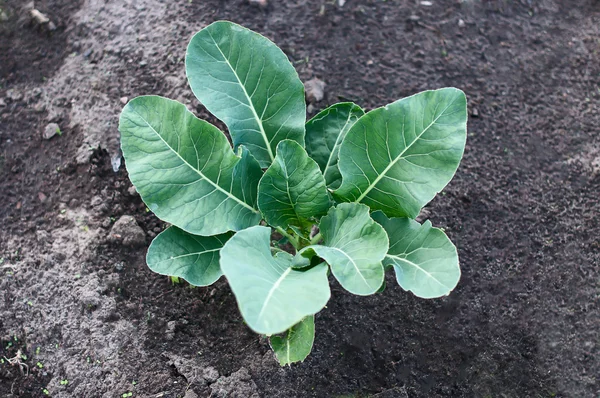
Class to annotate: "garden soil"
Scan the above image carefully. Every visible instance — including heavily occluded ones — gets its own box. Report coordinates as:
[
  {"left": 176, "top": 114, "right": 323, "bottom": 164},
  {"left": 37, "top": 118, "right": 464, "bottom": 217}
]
[{"left": 1, "top": 0, "right": 599, "bottom": 397}]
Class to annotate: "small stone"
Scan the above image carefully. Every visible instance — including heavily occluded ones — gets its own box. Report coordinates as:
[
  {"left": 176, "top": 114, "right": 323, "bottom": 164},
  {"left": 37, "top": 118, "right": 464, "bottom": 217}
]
[
  {"left": 109, "top": 215, "right": 146, "bottom": 246},
  {"left": 248, "top": 0, "right": 267, "bottom": 7},
  {"left": 458, "top": 19, "right": 465, "bottom": 28},
  {"left": 31, "top": 88, "right": 43, "bottom": 98},
  {"left": 6, "top": 89, "right": 23, "bottom": 102},
  {"left": 0, "top": 98, "right": 6, "bottom": 107},
  {"left": 76, "top": 144, "right": 93, "bottom": 164},
  {"left": 337, "top": 0, "right": 346, "bottom": 6},
  {"left": 420, "top": 1, "right": 433, "bottom": 6},
  {"left": 111, "top": 153, "right": 122, "bottom": 172},
  {"left": 127, "top": 186, "right": 137, "bottom": 196},
  {"left": 43, "top": 123, "right": 61, "bottom": 140},
  {"left": 367, "top": 59, "right": 374, "bottom": 66},
  {"left": 471, "top": 107, "right": 479, "bottom": 117},
  {"left": 305, "top": 78, "right": 326, "bottom": 102},
  {"left": 183, "top": 390, "right": 199, "bottom": 398},
  {"left": 408, "top": 15, "right": 420, "bottom": 22},
  {"left": 30, "top": 9, "right": 50, "bottom": 25},
  {"left": 38, "top": 192, "right": 47, "bottom": 203},
  {"left": 0, "top": 10, "right": 8, "bottom": 22},
  {"left": 203, "top": 366, "right": 220, "bottom": 383},
  {"left": 36, "top": 230, "right": 50, "bottom": 243},
  {"left": 120, "top": 96, "right": 128, "bottom": 105},
  {"left": 165, "top": 321, "right": 177, "bottom": 341},
  {"left": 90, "top": 196, "right": 103, "bottom": 208},
  {"left": 114, "top": 262, "right": 124, "bottom": 271}
]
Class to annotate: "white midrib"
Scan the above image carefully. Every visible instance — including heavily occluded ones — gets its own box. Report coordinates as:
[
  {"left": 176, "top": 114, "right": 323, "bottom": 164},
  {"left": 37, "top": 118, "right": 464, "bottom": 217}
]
[
  {"left": 135, "top": 111, "right": 259, "bottom": 214},
  {"left": 329, "top": 247, "right": 371, "bottom": 287},
  {"left": 167, "top": 248, "right": 221, "bottom": 260},
  {"left": 322, "top": 113, "right": 354, "bottom": 179},
  {"left": 209, "top": 35, "right": 275, "bottom": 162},
  {"left": 257, "top": 267, "right": 292, "bottom": 324},
  {"left": 386, "top": 254, "right": 449, "bottom": 289},
  {"left": 356, "top": 103, "right": 452, "bottom": 203},
  {"left": 281, "top": 160, "right": 296, "bottom": 214}
]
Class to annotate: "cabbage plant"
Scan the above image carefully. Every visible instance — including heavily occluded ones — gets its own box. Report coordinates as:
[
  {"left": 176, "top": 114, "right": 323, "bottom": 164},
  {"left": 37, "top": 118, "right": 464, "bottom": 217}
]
[{"left": 119, "top": 21, "right": 467, "bottom": 365}]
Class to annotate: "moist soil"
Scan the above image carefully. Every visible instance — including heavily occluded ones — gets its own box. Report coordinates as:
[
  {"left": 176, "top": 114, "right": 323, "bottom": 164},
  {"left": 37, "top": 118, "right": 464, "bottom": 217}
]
[{"left": 1, "top": 0, "right": 599, "bottom": 397}]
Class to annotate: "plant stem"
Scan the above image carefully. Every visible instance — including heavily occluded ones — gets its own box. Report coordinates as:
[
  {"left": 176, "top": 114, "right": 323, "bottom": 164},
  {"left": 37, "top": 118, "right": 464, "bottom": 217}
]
[
  {"left": 275, "top": 227, "right": 299, "bottom": 248},
  {"left": 310, "top": 232, "right": 322, "bottom": 245}
]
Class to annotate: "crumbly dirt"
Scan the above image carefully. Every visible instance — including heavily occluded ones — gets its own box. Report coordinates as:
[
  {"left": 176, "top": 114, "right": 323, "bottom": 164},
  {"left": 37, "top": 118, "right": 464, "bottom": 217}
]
[{"left": 1, "top": 0, "right": 599, "bottom": 397}]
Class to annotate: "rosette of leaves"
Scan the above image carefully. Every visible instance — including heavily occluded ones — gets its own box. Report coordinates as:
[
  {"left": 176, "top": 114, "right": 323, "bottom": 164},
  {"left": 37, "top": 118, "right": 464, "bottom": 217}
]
[{"left": 119, "top": 21, "right": 467, "bottom": 365}]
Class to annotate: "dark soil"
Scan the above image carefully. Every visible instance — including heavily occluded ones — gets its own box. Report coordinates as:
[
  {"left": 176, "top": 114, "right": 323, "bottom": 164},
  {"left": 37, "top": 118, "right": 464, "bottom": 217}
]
[{"left": 1, "top": 0, "right": 599, "bottom": 397}]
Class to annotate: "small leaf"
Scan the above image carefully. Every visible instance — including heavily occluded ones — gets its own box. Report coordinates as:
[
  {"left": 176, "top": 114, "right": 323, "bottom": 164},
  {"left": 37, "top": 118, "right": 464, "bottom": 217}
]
[
  {"left": 300, "top": 203, "right": 388, "bottom": 295},
  {"left": 334, "top": 88, "right": 467, "bottom": 218},
  {"left": 147, "top": 226, "right": 232, "bottom": 286},
  {"left": 258, "top": 140, "right": 330, "bottom": 230},
  {"left": 305, "top": 103, "right": 364, "bottom": 188},
  {"left": 119, "top": 96, "right": 262, "bottom": 236},
  {"left": 186, "top": 21, "right": 306, "bottom": 167},
  {"left": 220, "top": 226, "right": 330, "bottom": 335},
  {"left": 372, "top": 211, "right": 460, "bottom": 298},
  {"left": 269, "top": 315, "right": 315, "bottom": 366}
]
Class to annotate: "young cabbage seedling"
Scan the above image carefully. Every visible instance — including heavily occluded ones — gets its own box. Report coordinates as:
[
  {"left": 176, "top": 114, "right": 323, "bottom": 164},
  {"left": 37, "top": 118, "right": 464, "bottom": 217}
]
[{"left": 119, "top": 21, "right": 467, "bottom": 365}]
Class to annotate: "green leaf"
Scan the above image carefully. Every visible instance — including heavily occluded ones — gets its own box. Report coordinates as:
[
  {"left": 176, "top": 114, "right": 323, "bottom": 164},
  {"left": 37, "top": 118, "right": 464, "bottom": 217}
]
[
  {"left": 376, "top": 279, "right": 386, "bottom": 293},
  {"left": 258, "top": 140, "right": 330, "bottom": 230},
  {"left": 300, "top": 203, "right": 388, "bottom": 295},
  {"left": 146, "top": 226, "right": 231, "bottom": 286},
  {"left": 269, "top": 315, "right": 315, "bottom": 366},
  {"left": 220, "top": 226, "right": 330, "bottom": 335},
  {"left": 186, "top": 21, "right": 306, "bottom": 167},
  {"left": 334, "top": 88, "right": 467, "bottom": 218},
  {"left": 119, "top": 96, "right": 262, "bottom": 236},
  {"left": 372, "top": 211, "right": 460, "bottom": 298},
  {"left": 305, "top": 103, "right": 364, "bottom": 188}
]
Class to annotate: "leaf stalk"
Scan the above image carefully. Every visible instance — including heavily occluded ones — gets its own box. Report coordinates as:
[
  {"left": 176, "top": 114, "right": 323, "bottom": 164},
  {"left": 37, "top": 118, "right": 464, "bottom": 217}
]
[{"left": 275, "top": 227, "right": 300, "bottom": 249}]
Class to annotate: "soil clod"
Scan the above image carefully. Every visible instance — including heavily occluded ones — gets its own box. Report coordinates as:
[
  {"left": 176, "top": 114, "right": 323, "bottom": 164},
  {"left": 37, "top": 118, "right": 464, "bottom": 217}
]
[
  {"left": 109, "top": 215, "right": 145, "bottom": 246},
  {"left": 305, "top": 78, "right": 326, "bottom": 103},
  {"left": 43, "top": 122, "right": 60, "bottom": 139}
]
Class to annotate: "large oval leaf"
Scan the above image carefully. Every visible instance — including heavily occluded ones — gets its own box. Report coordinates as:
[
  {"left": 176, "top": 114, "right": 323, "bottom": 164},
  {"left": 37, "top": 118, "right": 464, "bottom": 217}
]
[
  {"left": 186, "top": 21, "right": 306, "bottom": 167},
  {"left": 372, "top": 211, "right": 460, "bottom": 298},
  {"left": 334, "top": 88, "right": 467, "bottom": 218},
  {"left": 220, "top": 226, "right": 330, "bottom": 335},
  {"left": 305, "top": 103, "right": 364, "bottom": 188},
  {"left": 147, "top": 226, "right": 231, "bottom": 286},
  {"left": 269, "top": 315, "right": 315, "bottom": 366},
  {"left": 119, "top": 96, "right": 262, "bottom": 236},
  {"left": 301, "top": 203, "right": 388, "bottom": 296},
  {"left": 258, "top": 140, "right": 330, "bottom": 230}
]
